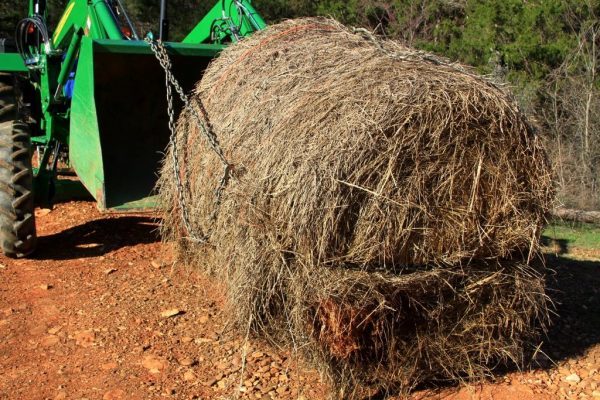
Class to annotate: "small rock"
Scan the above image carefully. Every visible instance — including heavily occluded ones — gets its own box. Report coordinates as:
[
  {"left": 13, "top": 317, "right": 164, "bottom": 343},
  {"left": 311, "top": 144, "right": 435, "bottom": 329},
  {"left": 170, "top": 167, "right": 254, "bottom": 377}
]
[
  {"left": 101, "top": 362, "right": 119, "bottom": 371},
  {"left": 47, "top": 326, "right": 62, "bottom": 335},
  {"left": 565, "top": 374, "right": 582, "bottom": 384},
  {"left": 103, "top": 389, "right": 126, "bottom": 400},
  {"left": 206, "top": 373, "right": 224, "bottom": 387},
  {"left": 160, "top": 309, "right": 183, "bottom": 318},
  {"left": 74, "top": 330, "right": 95, "bottom": 347},
  {"left": 183, "top": 370, "right": 196, "bottom": 381},
  {"left": 39, "top": 284, "right": 52, "bottom": 290},
  {"left": 40, "top": 335, "right": 60, "bottom": 347},
  {"left": 593, "top": 391, "right": 600, "bottom": 398},
  {"left": 36, "top": 208, "right": 52, "bottom": 217},
  {"left": 142, "top": 355, "right": 166, "bottom": 374},
  {"left": 215, "top": 362, "right": 227, "bottom": 371},
  {"left": 259, "top": 358, "right": 270, "bottom": 367},
  {"left": 151, "top": 260, "right": 166, "bottom": 269},
  {"left": 258, "top": 365, "right": 269, "bottom": 374},
  {"left": 164, "top": 387, "right": 176, "bottom": 395},
  {"left": 198, "top": 315, "right": 209, "bottom": 324},
  {"left": 104, "top": 268, "right": 117, "bottom": 275},
  {"left": 559, "top": 367, "right": 571, "bottom": 376},
  {"left": 181, "top": 336, "right": 193, "bottom": 343},
  {"left": 178, "top": 358, "right": 195, "bottom": 367},
  {"left": 55, "top": 391, "right": 67, "bottom": 400},
  {"left": 276, "top": 386, "right": 288, "bottom": 395}
]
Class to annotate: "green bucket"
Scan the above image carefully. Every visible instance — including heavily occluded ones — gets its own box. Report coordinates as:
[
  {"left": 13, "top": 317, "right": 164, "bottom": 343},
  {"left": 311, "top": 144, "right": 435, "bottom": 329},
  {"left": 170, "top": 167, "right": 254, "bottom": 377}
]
[{"left": 69, "top": 38, "right": 222, "bottom": 210}]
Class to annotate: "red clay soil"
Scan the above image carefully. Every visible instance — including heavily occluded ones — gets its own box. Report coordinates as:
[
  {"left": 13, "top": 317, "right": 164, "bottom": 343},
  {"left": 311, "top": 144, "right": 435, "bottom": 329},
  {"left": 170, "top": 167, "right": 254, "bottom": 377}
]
[{"left": 0, "top": 201, "right": 598, "bottom": 399}]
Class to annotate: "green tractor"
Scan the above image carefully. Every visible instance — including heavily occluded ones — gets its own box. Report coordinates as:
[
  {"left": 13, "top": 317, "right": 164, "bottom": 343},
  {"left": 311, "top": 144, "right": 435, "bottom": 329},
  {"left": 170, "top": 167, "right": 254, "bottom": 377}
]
[{"left": 0, "top": 0, "right": 266, "bottom": 257}]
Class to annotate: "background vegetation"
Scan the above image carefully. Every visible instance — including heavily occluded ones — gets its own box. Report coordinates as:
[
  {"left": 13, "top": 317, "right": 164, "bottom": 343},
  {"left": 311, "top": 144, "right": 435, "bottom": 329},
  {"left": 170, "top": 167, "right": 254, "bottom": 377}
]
[{"left": 1, "top": 0, "right": 598, "bottom": 209}]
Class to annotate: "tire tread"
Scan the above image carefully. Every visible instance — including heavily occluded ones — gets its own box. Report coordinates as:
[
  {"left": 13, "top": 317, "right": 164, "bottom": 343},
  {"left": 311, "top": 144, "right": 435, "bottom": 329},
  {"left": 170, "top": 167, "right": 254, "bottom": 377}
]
[{"left": 0, "top": 74, "right": 37, "bottom": 257}]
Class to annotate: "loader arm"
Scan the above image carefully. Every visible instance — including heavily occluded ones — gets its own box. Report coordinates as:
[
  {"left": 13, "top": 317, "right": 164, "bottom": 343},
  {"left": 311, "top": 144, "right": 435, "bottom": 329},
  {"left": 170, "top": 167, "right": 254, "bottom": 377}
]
[{"left": 184, "top": 0, "right": 267, "bottom": 44}]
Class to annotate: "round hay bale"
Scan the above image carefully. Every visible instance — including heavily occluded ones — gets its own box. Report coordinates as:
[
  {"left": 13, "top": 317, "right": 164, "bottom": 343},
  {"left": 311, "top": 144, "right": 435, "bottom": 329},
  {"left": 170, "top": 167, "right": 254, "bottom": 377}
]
[{"left": 158, "top": 18, "right": 553, "bottom": 396}]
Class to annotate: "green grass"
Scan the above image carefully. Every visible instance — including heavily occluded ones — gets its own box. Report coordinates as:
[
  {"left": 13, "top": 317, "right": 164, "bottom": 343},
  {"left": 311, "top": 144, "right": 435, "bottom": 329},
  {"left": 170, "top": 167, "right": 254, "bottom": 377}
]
[{"left": 542, "top": 221, "right": 600, "bottom": 250}]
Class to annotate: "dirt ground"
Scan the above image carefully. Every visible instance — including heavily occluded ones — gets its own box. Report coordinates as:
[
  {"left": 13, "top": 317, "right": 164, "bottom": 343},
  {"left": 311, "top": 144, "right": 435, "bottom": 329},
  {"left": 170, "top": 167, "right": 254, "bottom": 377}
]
[{"left": 0, "top": 201, "right": 598, "bottom": 400}]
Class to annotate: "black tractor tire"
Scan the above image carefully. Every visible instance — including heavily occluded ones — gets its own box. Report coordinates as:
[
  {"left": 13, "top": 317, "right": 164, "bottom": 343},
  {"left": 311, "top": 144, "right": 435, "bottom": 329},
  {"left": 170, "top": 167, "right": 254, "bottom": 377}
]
[{"left": 0, "top": 72, "right": 37, "bottom": 258}]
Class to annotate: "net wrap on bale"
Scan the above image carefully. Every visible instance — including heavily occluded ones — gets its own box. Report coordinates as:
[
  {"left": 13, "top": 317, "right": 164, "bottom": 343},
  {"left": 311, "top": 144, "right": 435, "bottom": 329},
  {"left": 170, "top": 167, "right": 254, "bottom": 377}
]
[{"left": 158, "top": 18, "right": 554, "bottom": 397}]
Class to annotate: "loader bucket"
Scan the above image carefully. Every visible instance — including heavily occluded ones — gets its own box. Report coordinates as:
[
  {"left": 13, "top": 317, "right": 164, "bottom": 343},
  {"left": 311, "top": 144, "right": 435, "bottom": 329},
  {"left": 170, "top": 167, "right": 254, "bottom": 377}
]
[{"left": 69, "top": 37, "right": 223, "bottom": 210}]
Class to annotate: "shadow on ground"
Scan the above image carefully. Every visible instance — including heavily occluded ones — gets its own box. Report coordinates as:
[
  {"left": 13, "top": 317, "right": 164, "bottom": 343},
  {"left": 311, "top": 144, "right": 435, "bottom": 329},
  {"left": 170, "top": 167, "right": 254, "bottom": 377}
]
[
  {"left": 34, "top": 216, "right": 161, "bottom": 260},
  {"left": 541, "top": 254, "right": 600, "bottom": 365},
  {"left": 541, "top": 236, "right": 569, "bottom": 254}
]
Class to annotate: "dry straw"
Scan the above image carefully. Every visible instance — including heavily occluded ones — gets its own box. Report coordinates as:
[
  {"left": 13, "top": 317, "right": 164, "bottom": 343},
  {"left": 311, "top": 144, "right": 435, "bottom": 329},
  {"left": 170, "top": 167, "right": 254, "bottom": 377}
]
[{"left": 158, "top": 18, "right": 554, "bottom": 397}]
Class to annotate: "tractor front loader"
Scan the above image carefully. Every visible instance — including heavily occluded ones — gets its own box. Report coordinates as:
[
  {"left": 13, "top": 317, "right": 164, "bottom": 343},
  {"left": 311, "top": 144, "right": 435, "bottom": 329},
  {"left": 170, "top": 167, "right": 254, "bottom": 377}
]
[{"left": 0, "top": 0, "right": 266, "bottom": 257}]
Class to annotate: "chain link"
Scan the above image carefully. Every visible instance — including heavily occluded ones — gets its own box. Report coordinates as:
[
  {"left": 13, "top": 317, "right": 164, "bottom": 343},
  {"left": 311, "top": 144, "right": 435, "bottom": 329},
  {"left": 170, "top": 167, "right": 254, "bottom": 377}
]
[{"left": 146, "top": 38, "right": 231, "bottom": 243}]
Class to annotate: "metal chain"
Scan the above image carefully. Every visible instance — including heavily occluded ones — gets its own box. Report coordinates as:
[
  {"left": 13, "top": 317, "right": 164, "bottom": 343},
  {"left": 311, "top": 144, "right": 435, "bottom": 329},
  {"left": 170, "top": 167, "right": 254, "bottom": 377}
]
[{"left": 146, "top": 37, "right": 231, "bottom": 243}]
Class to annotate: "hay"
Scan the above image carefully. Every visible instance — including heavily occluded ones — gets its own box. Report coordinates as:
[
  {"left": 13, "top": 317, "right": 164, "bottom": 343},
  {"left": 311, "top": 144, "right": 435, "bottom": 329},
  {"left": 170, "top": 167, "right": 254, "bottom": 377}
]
[{"left": 158, "top": 18, "right": 554, "bottom": 397}]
